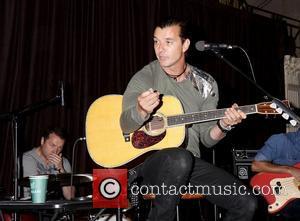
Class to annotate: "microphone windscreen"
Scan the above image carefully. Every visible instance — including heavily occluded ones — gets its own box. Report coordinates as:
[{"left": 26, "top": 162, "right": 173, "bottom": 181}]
[{"left": 195, "top": 41, "right": 205, "bottom": 51}]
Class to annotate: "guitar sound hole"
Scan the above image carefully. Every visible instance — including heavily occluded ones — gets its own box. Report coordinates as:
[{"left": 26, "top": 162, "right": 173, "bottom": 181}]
[{"left": 146, "top": 116, "right": 164, "bottom": 131}]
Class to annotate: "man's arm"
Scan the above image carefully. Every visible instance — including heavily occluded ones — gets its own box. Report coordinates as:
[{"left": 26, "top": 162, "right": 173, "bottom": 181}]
[
  {"left": 60, "top": 158, "right": 75, "bottom": 200},
  {"left": 210, "top": 103, "right": 246, "bottom": 141},
  {"left": 59, "top": 166, "right": 75, "bottom": 200},
  {"left": 23, "top": 154, "right": 38, "bottom": 177},
  {"left": 120, "top": 88, "right": 159, "bottom": 134},
  {"left": 251, "top": 133, "right": 300, "bottom": 179},
  {"left": 252, "top": 160, "right": 300, "bottom": 181},
  {"left": 120, "top": 69, "right": 154, "bottom": 134},
  {"left": 198, "top": 78, "right": 246, "bottom": 147},
  {"left": 62, "top": 186, "right": 75, "bottom": 200},
  {"left": 50, "top": 155, "right": 75, "bottom": 200},
  {"left": 252, "top": 160, "right": 291, "bottom": 173},
  {"left": 22, "top": 154, "right": 38, "bottom": 198}
]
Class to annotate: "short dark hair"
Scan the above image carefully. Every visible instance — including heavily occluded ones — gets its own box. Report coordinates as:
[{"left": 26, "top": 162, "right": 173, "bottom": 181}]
[
  {"left": 42, "top": 127, "right": 67, "bottom": 141},
  {"left": 156, "top": 18, "right": 190, "bottom": 40}
]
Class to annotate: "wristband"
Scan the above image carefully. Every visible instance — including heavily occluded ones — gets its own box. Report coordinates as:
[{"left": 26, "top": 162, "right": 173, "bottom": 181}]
[{"left": 217, "top": 120, "right": 232, "bottom": 133}]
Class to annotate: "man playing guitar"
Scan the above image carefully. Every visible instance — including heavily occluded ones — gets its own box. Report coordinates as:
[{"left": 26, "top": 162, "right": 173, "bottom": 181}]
[
  {"left": 251, "top": 128, "right": 300, "bottom": 218},
  {"left": 120, "top": 18, "right": 257, "bottom": 221}
]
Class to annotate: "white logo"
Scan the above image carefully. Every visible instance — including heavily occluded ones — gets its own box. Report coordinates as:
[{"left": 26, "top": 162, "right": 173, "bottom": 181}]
[{"left": 99, "top": 178, "right": 121, "bottom": 199}]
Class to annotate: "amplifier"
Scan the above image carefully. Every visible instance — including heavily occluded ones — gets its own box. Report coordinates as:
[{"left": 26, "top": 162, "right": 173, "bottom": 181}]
[
  {"left": 232, "top": 149, "right": 258, "bottom": 162},
  {"left": 232, "top": 148, "right": 258, "bottom": 180}
]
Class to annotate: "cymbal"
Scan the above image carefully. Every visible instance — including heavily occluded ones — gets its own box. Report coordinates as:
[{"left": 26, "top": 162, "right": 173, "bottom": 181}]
[{"left": 19, "top": 173, "right": 93, "bottom": 187}]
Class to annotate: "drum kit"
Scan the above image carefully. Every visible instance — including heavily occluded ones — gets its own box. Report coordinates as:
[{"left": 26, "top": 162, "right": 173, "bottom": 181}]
[
  {"left": 19, "top": 173, "right": 93, "bottom": 200},
  {"left": 19, "top": 173, "right": 133, "bottom": 221},
  {"left": 19, "top": 173, "right": 93, "bottom": 188}
]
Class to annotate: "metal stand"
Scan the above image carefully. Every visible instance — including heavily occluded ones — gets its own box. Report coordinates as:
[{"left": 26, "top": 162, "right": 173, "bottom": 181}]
[
  {"left": 117, "top": 208, "right": 122, "bottom": 221},
  {"left": 89, "top": 209, "right": 105, "bottom": 221},
  {"left": 212, "top": 148, "right": 219, "bottom": 221},
  {"left": 211, "top": 49, "right": 300, "bottom": 124},
  {"left": 12, "top": 118, "right": 19, "bottom": 221}
]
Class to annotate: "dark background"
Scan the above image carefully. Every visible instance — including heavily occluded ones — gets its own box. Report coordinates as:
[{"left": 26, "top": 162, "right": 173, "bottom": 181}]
[{"left": 0, "top": 0, "right": 294, "bottom": 219}]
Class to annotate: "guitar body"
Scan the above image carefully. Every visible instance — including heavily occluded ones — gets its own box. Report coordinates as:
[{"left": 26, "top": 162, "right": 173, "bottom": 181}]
[
  {"left": 250, "top": 163, "right": 300, "bottom": 213},
  {"left": 85, "top": 95, "right": 185, "bottom": 168}
]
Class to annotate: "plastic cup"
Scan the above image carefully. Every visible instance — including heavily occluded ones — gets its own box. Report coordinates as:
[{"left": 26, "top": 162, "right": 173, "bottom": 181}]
[{"left": 29, "top": 175, "right": 48, "bottom": 203}]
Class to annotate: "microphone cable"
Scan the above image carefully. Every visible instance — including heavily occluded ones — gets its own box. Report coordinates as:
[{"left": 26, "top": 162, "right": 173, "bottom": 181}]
[
  {"left": 236, "top": 46, "right": 257, "bottom": 83},
  {"left": 70, "top": 137, "right": 86, "bottom": 195}
]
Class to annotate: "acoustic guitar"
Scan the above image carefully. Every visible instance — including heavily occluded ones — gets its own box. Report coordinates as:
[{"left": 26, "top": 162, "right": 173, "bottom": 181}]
[{"left": 86, "top": 95, "right": 287, "bottom": 168}]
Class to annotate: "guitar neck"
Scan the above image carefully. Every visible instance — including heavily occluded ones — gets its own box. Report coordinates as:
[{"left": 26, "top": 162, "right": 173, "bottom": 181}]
[{"left": 167, "top": 104, "right": 257, "bottom": 127}]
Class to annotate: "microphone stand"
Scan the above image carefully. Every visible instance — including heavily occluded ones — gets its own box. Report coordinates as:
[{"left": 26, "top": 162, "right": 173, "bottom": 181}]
[
  {"left": 211, "top": 49, "right": 300, "bottom": 124},
  {"left": 210, "top": 49, "right": 299, "bottom": 221},
  {"left": 0, "top": 94, "right": 62, "bottom": 221}
]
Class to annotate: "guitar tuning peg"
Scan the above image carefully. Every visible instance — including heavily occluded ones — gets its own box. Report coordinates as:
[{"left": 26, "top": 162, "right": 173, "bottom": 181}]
[
  {"left": 270, "top": 103, "right": 277, "bottom": 109},
  {"left": 290, "top": 119, "right": 297, "bottom": 126},
  {"left": 282, "top": 113, "right": 289, "bottom": 120},
  {"left": 276, "top": 108, "right": 283, "bottom": 114}
]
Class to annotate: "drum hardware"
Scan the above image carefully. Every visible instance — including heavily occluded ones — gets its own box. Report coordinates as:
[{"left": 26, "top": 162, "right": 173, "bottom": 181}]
[
  {"left": 72, "top": 195, "right": 92, "bottom": 201},
  {"left": 89, "top": 211, "right": 132, "bottom": 221},
  {"left": 20, "top": 173, "right": 93, "bottom": 201},
  {"left": 19, "top": 173, "right": 93, "bottom": 188}
]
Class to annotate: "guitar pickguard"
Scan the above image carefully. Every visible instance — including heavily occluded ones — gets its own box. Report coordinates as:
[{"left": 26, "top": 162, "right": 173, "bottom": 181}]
[{"left": 132, "top": 130, "right": 166, "bottom": 149}]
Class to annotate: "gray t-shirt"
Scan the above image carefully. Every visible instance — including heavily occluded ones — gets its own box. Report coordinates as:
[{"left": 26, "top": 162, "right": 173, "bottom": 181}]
[{"left": 22, "top": 148, "right": 71, "bottom": 197}]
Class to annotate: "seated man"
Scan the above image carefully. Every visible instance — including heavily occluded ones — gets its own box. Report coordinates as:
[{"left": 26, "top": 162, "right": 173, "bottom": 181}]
[
  {"left": 22, "top": 127, "right": 74, "bottom": 200},
  {"left": 120, "top": 18, "right": 257, "bottom": 221},
  {"left": 251, "top": 128, "right": 300, "bottom": 219}
]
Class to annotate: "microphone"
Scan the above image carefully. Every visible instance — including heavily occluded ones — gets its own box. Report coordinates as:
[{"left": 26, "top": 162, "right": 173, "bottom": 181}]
[
  {"left": 60, "top": 81, "right": 65, "bottom": 106},
  {"left": 195, "top": 41, "right": 237, "bottom": 51}
]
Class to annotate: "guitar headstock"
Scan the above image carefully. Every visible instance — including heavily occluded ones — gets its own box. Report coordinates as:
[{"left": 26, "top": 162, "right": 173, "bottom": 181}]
[
  {"left": 256, "top": 100, "right": 290, "bottom": 115},
  {"left": 269, "top": 99, "right": 300, "bottom": 126}
]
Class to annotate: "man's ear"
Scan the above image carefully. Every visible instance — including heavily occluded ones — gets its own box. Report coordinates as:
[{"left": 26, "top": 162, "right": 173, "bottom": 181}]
[{"left": 183, "top": 39, "right": 190, "bottom": 53}]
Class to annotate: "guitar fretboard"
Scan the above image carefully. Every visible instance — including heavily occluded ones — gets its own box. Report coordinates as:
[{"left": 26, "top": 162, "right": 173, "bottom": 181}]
[{"left": 167, "top": 105, "right": 257, "bottom": 126}]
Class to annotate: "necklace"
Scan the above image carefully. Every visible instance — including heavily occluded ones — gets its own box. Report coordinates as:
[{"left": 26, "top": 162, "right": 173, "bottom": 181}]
[{"left": 164, "top": 64, "right": 188, "bottom": 81}]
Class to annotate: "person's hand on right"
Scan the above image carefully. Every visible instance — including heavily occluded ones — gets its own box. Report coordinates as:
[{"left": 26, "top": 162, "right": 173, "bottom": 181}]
[{"left": 288, "top": 167, "right": 300, "bottom": 182}]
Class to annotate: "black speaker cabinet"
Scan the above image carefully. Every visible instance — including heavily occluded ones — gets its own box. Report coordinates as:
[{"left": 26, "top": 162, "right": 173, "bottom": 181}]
[{"left": 232, "top": 148, "right": 258, "bottom": 180}]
